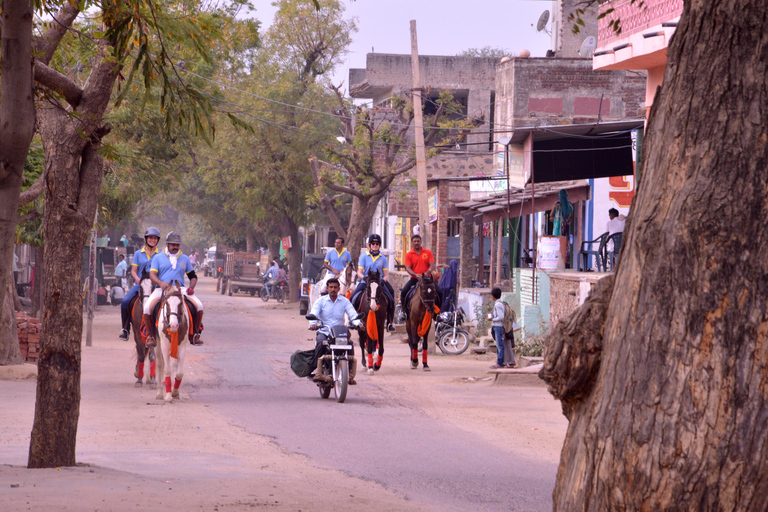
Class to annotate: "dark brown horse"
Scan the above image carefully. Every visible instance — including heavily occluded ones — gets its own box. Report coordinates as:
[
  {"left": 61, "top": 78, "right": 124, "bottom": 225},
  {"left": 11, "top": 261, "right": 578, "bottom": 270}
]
[
  {"left": 131, "top": 277, "right": 156, "bottom": 387},
  {"left": 357, "top": 269, "right": 389, "bottom": 374},
  {"left": 405, "top": 273, "right": 438, "bottom": 371}
]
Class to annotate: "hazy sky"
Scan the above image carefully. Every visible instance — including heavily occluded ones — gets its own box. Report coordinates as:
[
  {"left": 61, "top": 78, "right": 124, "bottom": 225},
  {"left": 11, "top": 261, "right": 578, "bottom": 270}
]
[{"left": 250, "top": 0, "right": 554, "bottom": 90}]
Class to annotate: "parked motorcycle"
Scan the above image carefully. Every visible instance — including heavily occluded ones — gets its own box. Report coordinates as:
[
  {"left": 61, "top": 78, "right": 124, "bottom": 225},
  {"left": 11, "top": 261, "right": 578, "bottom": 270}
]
[
  {"left": 434, "top": 306, "right": 470, "bottom": 355},
  {"left": 305, "top": 313, "right": 361, "bottom": 403}
]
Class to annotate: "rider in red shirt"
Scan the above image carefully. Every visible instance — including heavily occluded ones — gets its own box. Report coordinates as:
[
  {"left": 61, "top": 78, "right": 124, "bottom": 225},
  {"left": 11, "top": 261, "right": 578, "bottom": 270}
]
[{"left": 399, "top": 234, "right": 436, "bottom": 320}]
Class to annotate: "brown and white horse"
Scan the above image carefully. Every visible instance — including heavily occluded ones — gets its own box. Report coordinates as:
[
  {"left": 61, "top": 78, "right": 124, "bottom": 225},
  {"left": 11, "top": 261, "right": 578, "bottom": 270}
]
[
  {"left": 154, "top": 281, "right": 191, "bottom": 402},
  {"left": 405, "top": 273, "right": 438, "bottom": 371},
  {"left": 131, "top": 277, "right": 156, "bottom": 387},
  {"left": 317, "top": 262, "right": 358, "bottom": 298},
  {"left": 357, "top": 270, "right": 389, "bottom": 374}
]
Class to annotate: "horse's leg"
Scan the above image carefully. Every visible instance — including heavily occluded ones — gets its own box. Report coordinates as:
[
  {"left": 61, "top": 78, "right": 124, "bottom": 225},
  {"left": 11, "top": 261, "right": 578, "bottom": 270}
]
[
  {"left": 132, "top": 302, "right": 145, "bottom": 386},
  {"left": 374, "top": 310, "right": 385, "bottom": 371},
  {"left": 157, "top": 326, "right": 173, "bottom": 402},
  {"left": 147, "top": 346, "right": 156, "bottom": 386},
  {"left": 366, "top": 333, "right": 377, "bottom": 374},
  {"left": 421, "top": 324, "right": 430, "bottom": 371},
  {"left": 154, "top": 342, "right": 165, "bottom": 400},
  {"left": 172, "top": 323, "right": 188, "bottom": 399},
  {"left": 359, "top": 330, "right": 368, "bottom": 369}
]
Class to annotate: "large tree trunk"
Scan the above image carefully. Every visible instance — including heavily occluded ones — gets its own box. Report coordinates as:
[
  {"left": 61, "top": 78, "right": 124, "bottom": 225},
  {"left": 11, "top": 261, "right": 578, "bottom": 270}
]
[
  {"left": 28, "top": 43, "right": 118, "bottom": 467},
  {"left": 0, "top": 0, "right": 36, "bottom": 364},
  {"left": 541, "top": 1, "right": 768, "bottom": 509},
  {"left": 345, "top": 193, "right": 385, "bottom": 262},
  {"left": 282, "top": 219, "right": 302, "bottom": 304}
]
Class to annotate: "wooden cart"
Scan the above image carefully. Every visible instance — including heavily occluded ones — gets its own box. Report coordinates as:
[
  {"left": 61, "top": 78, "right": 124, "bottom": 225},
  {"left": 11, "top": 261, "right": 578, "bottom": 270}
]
[{"left": 221, "top": 251, "right": 263, "bottom": 297}]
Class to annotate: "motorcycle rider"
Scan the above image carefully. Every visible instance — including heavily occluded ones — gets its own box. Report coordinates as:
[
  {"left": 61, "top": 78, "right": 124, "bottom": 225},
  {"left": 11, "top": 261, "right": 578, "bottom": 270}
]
[
  {"left": 118, "top": 227, "right": 160, "bottom": 340},
  {"left": 352, "top": 234, "right": 396, "bottom": 332},
  {"left": 264, "top": 259, "right": 279, "bottom": 296},
  {"left": 309, "top": 278, "right": 362, "bottom": 385},
  {"left": 144, "top": 231, "right": 204, "bottom": 347}
]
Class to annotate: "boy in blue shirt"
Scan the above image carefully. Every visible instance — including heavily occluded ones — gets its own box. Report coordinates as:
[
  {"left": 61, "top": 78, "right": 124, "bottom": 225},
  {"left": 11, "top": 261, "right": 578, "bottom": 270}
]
[{"left": 144, "top": 231, "right": 204, "bottom": 347}]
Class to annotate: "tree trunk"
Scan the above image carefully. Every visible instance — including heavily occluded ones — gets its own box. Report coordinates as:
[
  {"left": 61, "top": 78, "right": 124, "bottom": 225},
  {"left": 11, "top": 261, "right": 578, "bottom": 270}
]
[
  {"left": 246, "top": 229, "right": 256, "bottom": 252},
  {"left": 283, "top": 220, "right": 302, "bottom": 304},
  {"left": 0, "top": 0, "right": 36, "bottom": 357},
  {"left": 268, "top": 240, "right": 281, "bottom": 262},
  {"left": 345, "top": 193, "right": 385, "bottom": 262},
  {"left": 29, "top": 45, "right": 117, "bottom": 466},
  {"left": 541, "top": 1, "right": 768, "bottom": 509},
  {"left": 0, "top": 274, "right": 22, "bottom": 365}
]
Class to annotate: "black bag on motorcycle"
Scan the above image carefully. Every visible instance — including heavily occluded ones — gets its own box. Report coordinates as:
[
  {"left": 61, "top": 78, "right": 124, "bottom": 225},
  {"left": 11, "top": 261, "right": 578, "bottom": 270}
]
[{"left": 290, "top": 349, "right": 316, "bottom": 377}]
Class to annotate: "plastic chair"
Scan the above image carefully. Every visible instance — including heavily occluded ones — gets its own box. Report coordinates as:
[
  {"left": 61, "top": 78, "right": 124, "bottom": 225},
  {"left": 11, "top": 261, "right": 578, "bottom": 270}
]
[
  {"left": 579, "top": 232, "right": 609, "bottom": 272},
  {"left": 603, "top": 232, "right": 623, "bottom": 272}
]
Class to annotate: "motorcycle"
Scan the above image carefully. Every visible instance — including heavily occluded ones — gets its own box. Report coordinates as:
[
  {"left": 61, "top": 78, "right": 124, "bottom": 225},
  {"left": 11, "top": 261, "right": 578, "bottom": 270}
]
[
  {"left": 434, "top": 306, "right": 470, "bottom": 355},
  {"left": 305, "top": 313, "right": 362, "bottom": 403},
  {"left": 260, "top": 273, "right": 290, "bottom": 303}
]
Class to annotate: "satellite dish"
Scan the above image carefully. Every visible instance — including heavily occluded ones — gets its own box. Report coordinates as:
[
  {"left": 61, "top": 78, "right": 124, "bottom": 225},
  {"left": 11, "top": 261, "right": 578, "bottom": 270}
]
[
  {"left": 536, "top": 10, "right": 550, "bottom": 32},
  {"left": 579, "top": 36, "right": 597, "bottom": 56}
]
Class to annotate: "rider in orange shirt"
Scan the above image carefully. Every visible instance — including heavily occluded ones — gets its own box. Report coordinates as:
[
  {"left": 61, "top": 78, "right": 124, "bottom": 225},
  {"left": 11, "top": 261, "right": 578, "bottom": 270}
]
[{"left": 398, "top": 234, "right": 436, "bottom": 320}]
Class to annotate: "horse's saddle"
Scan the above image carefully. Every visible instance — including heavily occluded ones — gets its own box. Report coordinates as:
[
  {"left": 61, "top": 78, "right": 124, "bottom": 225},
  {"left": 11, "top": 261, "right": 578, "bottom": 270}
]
[
  {"left": 147, "top": 296, "right": 197, "bottom": 334},
  {"left": 403, "top": 287, "right": 419, "bottom": 318}
]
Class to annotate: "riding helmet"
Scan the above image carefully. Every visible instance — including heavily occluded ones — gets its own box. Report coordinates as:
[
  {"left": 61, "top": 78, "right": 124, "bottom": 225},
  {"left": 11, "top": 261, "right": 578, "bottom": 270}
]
[
  {"left": 368, "top": 233, "right": 382, "bottom": 245},
  {"left": 166, "top": 231, "right": 182, "bottom": 244},
  {"left": 144, "top": 227, "right": 161, "bottom": 239}
]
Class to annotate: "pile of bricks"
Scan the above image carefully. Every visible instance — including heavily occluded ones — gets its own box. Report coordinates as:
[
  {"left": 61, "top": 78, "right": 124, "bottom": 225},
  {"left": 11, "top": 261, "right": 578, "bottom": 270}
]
[{"left": 16, "top": 312, "right": 41, "bottom": 363}]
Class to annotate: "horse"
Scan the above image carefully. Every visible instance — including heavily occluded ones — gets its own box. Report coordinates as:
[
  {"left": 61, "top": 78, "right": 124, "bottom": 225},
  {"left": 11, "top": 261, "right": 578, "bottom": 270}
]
[
  {"left": 405, "top": 273, "right": 438, "bottom": 371},
  {"left": 339, "top": 262, "right": 358, "bottom": 298},
  {"left": 130, "top": 277, "right": 156, "bottom": 387},
  {"left": 316, "top": 262, "right": 358, "bottom": 298},
  {"left": 154, "top": 281, "right": 192, "bottom": 402},
  {"left": 356, "top": 269, "right": 389, "bottom": 374}
]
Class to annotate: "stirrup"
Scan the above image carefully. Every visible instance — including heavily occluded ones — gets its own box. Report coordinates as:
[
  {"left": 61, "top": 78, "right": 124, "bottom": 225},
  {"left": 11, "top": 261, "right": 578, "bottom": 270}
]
[{"left": 191, "top": 333, "right": 204, "bottom": 346}]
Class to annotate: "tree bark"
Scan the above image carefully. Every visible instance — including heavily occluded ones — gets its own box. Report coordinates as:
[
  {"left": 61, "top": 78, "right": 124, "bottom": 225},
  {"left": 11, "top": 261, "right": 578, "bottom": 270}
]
[
  {"left": 282, "top": 219, "right": 302, "bottom": 304},
  {"left": 541, "top": 1, "right": 768, "bottom": 509},
  {"left": 0, "top": 0, "right": 36, "bottom": 365},
  {"left": 0, "top": 274, "right": 23, "bottom": 365},
  {"left": 28, "top": 36, "right": 118, "bottom": 467}
]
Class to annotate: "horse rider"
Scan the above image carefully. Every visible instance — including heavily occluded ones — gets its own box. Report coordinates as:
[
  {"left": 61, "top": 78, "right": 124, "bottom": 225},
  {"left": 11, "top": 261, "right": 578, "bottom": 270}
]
[
  {"left": 144, "top": 231, "right": 204, "bottom": 347},
  {"left": 118, "top": 227, "right": 160, "bottom": 341},
  {"left": 323, "top": 236, "right": 352, "bottom": 277},
  {"left": 308, "top": 277, "right": 363, "bottom": 385},
  {"left": 352, "top": 234, "right": 396, "bottom": 332},
  {"left": 398, "top": 233, "right": 439, "bottom": 321},
  {"left": 264, "top": 258, "right": 279, "bottom": 296}
]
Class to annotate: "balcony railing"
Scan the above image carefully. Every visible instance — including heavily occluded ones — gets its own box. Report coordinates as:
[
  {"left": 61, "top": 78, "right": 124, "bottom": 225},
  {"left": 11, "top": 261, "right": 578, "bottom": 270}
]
[{"left": 598, "top": 0, "right": 683, "bottom": 47}]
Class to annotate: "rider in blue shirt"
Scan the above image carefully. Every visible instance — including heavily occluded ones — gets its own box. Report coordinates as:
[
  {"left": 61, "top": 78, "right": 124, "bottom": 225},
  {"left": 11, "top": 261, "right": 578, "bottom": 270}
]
[
  {"left": 351, "top": 234, "right": 396, "bottom": 332},
  {"left": 323, "top": 237, "right": 352, "bottom": 276},
  {"left": 144, "top": 231, "right": 204, "bottom": 347},
  {"left": 118, "top": 227, "right": 160, "bottom": 341}
]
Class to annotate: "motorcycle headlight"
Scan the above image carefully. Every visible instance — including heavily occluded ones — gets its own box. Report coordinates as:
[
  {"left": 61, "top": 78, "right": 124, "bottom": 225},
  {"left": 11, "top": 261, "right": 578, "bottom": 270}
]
[{"left": 439, "top": 312, "right": 452, "bottom": 322}]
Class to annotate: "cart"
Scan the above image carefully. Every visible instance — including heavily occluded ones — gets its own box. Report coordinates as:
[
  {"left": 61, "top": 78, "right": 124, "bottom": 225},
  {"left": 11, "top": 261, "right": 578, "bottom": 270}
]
[{"left": 221, "top": 251, "right": 264, "bottom": 297}]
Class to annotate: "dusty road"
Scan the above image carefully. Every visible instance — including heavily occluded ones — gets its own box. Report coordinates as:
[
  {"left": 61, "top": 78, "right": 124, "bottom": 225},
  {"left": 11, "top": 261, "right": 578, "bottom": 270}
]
[{"left": 0, "top": 277, "right": 567, "bottom": 511}]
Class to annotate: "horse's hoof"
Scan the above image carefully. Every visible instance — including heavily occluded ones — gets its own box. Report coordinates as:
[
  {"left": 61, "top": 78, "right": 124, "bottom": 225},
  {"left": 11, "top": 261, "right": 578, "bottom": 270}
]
[
  {"left": 373, "top": 364, "right": 381, "bottom": 371},
  {"left": 148, "top": 377, "right": 156, "bottom": 386},
  {"left": 410, "top": 360, "right": 418, "bottom": 369},
  {"left": 156, "top": 392, "right": 164, "bottom": 400},
  {"left": 164, "top": 394, "right": 173, "bottom": 403},
  {"left": 135, "top": 380, "right": 143, "bottom": 387},
  {"left": 172, "top": 389, "right": 180, "bottom": 399},
  {"left": 423, "top": 364, "right": 431, "bottom": 372},
  {"left": 367, "top": 368, "right": 374, "bottom": 375}
]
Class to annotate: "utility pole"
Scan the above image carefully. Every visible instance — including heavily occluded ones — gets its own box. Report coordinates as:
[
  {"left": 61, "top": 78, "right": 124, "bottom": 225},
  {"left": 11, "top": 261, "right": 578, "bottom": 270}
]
[{"left": 410, "top": 20, "right": 431, "bottom": 249}]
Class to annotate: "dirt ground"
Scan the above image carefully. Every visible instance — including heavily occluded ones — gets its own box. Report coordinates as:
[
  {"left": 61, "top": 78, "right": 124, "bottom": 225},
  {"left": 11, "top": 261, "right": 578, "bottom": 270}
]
[{"left": 0, "top": 278, "right": 567, "bottom": 511}]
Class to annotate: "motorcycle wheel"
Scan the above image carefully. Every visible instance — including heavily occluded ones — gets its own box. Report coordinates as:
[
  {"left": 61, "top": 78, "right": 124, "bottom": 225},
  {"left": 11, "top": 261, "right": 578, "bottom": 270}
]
[
  {"left": 438, "top": 329, "right": 470, "bottom": 355},
  {"left": 260, "top": 287, "right": 269, "bottom": 302},
  {"left": 275, "top": 287, "right": 284, "bottom": 303},
  {"left": 334, "top": 359, "right": 349, "bottom": 403}
]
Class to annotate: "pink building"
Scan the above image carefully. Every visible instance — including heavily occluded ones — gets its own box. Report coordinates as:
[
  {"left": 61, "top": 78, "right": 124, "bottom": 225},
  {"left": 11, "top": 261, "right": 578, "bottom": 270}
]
[{"left": 593, "top": 0, "right": 683, "bottom": 116}]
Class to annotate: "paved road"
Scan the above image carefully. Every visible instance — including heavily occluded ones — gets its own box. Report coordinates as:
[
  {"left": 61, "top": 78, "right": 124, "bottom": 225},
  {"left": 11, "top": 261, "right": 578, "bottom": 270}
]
[{"left": 192, "top": 285, "right": 558, "bottom": 512}]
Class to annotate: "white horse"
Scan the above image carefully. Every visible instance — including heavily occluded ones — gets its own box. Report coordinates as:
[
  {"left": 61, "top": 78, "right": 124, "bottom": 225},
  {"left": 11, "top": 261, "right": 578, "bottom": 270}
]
[
  {"left": 154, "top": 281, "right": 191, "bottom": 403},
  {"left": 316, "top": 262, "right": 358, "bottom": 298}
]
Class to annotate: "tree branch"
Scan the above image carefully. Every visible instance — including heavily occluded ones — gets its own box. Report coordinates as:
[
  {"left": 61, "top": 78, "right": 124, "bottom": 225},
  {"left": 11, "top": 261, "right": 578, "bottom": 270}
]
[
  {"left": 17, "top": 211, "right": 41, "bottom": 224},
  {"left": 18, "top": 173, "right": 46, "bottom": 206},
  {"left": 309, "top": 157, "right": 347, "bottom": 239},
  {"left": 34, "top": 61, "right": 83, "bottom": 108},
  {"left": 33, "top": 3, "right": 81, "bottom": 65}
]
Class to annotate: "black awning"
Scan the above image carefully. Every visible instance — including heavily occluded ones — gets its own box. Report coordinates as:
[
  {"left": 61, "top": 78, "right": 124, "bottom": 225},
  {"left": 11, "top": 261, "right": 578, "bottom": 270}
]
[{"left": 532, "top": 131, "right": 634, "bottom": 183}]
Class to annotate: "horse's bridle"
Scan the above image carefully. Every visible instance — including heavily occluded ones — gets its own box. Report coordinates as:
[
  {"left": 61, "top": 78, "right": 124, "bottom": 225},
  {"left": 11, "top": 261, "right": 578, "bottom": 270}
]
[
  {"left": 418, "top": 275, "right": 437, "bottom": 309},
  {"left": 162, "top": 288, "right": 184, "bottom": 329}
]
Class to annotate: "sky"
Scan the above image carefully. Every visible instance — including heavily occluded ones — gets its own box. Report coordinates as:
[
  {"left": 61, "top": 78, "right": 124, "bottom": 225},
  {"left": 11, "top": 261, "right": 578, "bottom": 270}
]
[{"left": 249, "top": 0, "right": 555, "bottom": 92}]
